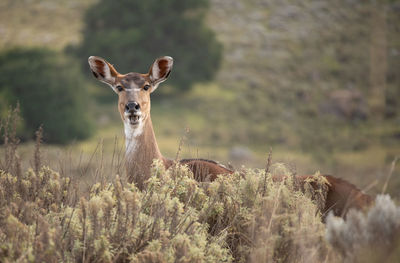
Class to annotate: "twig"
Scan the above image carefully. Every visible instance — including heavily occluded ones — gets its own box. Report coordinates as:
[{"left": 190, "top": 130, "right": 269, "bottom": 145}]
[
  {"left": 175, "top": 127, "right": 190, "bottom": 162},
  {"left": 175, "top": 137, "right": 184, "bottom": 162},
  {"left": 34, "top": 125, "right": 43, "bottom": 174},
  {"left": 382, "top": 156, "right": 399, "bottom": 194},
  {"left": 80, "top": 139, "right": 101, "bottom": 177},
  {"left": 262, "top": 148, "right": 273, "bottom": 196},
  {"left": 267, "top": 183, "right": 282, "bottom": 232}
]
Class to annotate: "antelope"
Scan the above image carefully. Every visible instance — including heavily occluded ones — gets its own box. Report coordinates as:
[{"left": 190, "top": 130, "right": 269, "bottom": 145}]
[{"left": 88, "top": 55, "right": 372, "bottom": 218}]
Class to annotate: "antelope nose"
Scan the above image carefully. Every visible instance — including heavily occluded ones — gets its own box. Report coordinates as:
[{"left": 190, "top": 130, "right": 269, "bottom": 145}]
[{"left": 125, "top": 102, "right": 140, "bottom": 112}]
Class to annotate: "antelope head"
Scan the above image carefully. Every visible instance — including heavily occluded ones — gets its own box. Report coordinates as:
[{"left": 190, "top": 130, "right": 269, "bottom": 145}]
[{"left": 88, "top": 56, "right": 173, "bottom": 137}]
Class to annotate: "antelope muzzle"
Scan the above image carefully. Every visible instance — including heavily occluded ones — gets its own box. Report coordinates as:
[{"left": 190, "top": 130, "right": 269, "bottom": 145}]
[{"left": 125, "top": 101, "right": 141, "bottom": 125}]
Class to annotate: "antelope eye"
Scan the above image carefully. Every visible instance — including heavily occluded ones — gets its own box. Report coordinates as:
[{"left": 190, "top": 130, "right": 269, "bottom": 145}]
[
  {"left": 116, "top": 85, "right": 123, "bottom": 92},
  {"left": 143, "top": 84, "right": 151, "bottom": 91}
]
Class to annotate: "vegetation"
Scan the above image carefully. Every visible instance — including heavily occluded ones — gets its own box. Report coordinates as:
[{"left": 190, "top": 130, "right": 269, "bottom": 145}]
[
  {"left": 0, "top": 0, "right": 95, "bottom": 50},
  {"left": 0, "top": 115, "right": 399, "bottom": 262},
  {"left": 0, "top": 48, "right": 93, "bottom": 144},
  {"left": 0, "top": 1, "right": 398, "bottom": 195},
  {"left": 72, "top": 0, "right": 222, "bottom": 90},
  {"left": 206, "top": 0, "right": 400, "bottom": 151},
  {"left": 0, "top": 1, "right": 400, "bottom": 260},
  {"left": 327, "top": 194, "right": 400, "bottom": 262}
]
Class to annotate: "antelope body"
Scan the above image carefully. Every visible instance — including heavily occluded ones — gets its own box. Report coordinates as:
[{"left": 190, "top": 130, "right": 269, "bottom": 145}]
[{"left": 88, "top": 56, "right": 372, "bottom": 218}]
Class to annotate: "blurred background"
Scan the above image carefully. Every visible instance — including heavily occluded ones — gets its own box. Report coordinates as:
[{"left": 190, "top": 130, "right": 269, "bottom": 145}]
[{"left": 0, "top": 0, "right": 399, "bottom": 197}]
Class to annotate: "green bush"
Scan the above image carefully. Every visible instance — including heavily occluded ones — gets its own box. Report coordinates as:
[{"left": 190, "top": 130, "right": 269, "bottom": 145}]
[
  {"left": 72, "top": 0, "right": 222, "bottom": 90},
  {"left": 0, "top": 48, "right": 93, "bottom": 144}
]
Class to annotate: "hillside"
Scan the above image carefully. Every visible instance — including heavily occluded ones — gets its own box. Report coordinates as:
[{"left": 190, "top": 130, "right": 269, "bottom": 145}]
[
  {"left": 0, "top": 0, "right": 95, "bottom": 49},
  {"left": 0, "top": 1, "right": 400, "bottom": 261},
  {"left": 204, "top": 0, "right": 400, "bottom": 194},
  {"left": 0, "top": 0, "right": 399, "bottom": 196}
]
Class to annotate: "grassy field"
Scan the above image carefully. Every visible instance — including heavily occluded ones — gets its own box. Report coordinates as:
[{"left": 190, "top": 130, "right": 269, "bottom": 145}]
[
  {"left": 1, "top": 0, "right": 398, "bottom": 198},
  {"left": 1, "top": 1, "right": 400, "bottom": 261},
  {"left": 7, "top": 84, "right": 399, "bottom": 199},
  {"left": 1, "top": 126, "right": 399, "bottom": 262}
]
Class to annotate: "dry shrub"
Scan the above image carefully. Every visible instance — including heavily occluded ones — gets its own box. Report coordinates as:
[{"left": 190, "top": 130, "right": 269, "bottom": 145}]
[
  {"left": 198, "top": 163, "right": 335, "bottom": 263},
  {"left": 0, "top": 161, "right": 232, "bottom": 262},
  {"left": 0, "top": 111, "right": 230, "bottom": 262},
  {"left": 326, "top": 194, "right": 400, "bottom": 263},
  {"left": 0, "top": 113, "right": 339, "bottom": 263},
  {"left": 0, "top": 150, "right": 336, "bottom": 263},
  {"left": 0, "top": 106, "right": 21, "bottom": 177},
  {"left": 3, "top": 111, "right": 394, "bottom": 262},
  {"left": 0, "top": 166, "right": 72, "bottom": 262}
]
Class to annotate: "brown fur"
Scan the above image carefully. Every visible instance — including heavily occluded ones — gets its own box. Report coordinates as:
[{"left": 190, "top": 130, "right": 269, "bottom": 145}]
[
  {"left": 178, "top": 159, "right": 233, "bottom": 181},
  {"left": 125, "top": 118, "right": 165, "bottom": 190},
  {"left": 89, "top": 56, "right": 373, "bottom": 220},
  {"left": 268, "top": 174, "right": 372, "bottom": 218},
  {"left": 320, "top": 175, "right": 373, "bottom": 217},
  {"left": 170, "top": 162, "right": 373, "bottom": 218},
  {"left": 175, "top": 163, "right": 373, "bottom": 218},
  {"left": 150, "top": 59, "right": 171, "bottom": 78}
]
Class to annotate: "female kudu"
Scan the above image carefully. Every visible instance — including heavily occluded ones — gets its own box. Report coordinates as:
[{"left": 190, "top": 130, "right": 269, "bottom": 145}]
[{"left": 88, "top": 55, "right": 372, "bottom": 218}]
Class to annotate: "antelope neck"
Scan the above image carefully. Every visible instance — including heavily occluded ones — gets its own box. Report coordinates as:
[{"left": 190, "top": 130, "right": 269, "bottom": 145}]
[{"left": 124, "top": 116, "right": 164, "bottom": 164}]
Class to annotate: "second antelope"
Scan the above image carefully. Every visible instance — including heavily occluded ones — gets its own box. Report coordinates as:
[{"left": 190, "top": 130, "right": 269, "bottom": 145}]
[{"left": 88, "top": 55, "right": 372, "bottom": 218}]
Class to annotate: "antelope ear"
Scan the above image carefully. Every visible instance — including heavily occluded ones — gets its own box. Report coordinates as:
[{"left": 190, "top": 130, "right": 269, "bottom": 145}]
[
  {"left": 88, "top": 56, "right": 119, "bottom": 86},
  {"left": 148, "top": 56, "right": 173, "bottom": 92}
]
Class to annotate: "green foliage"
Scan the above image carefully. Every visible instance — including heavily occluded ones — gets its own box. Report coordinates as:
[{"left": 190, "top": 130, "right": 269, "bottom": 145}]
[
  {"left": 73, "top": 0, "right": 222, "bottom": 90},
  {"left": 0, "top": 47, "right": 93, "bottom": 144}
]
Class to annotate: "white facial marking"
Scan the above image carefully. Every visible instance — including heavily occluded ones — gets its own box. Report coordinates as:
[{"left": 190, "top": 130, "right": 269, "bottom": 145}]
[{"left": 124, "top": 117, "right": 144, "bottom": 155}]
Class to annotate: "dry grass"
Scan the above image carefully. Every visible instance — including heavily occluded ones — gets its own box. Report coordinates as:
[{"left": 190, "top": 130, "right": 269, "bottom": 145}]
[
  {"left": 1, "top": 109, "right": 399, "bottom": 263},
  {"left": 326, "top": 195, "right": 400, "bottom": 262}
]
